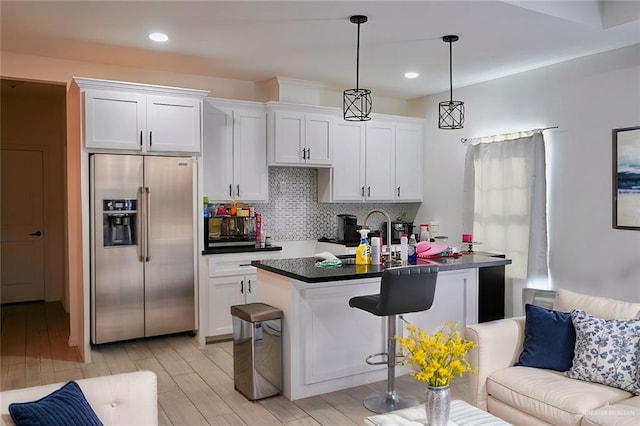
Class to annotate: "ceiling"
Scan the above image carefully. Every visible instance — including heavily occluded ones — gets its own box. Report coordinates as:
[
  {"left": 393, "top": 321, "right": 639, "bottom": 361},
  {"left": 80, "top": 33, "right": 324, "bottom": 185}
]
[{"left": 2, "top": 1, "right": 639, "bottom": 100}]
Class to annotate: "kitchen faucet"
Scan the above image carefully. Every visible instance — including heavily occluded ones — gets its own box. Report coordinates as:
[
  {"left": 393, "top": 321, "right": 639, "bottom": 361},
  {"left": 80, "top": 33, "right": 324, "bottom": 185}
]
[{"left": 363, "top": 209, "right": 393, "bottom": 262}]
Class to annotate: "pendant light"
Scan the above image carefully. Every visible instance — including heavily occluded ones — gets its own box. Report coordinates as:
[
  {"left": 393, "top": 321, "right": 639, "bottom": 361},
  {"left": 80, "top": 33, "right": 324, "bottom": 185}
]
[
  {"left": 438, "top": 35, "right": 464, "bottom": 129},
  {"left": 343, "top": 15, "right": 372, "bottom": 121}
]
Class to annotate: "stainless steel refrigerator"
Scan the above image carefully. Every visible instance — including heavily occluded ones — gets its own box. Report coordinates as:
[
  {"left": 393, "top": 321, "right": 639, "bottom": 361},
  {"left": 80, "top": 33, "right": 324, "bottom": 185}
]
[{"left": 90, "top": 154, "right": 195, "bottom": 344}]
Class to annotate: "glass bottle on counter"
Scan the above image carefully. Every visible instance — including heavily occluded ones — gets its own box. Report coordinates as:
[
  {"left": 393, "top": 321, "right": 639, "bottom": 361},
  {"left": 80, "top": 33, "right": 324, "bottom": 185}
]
[
  {"left": 408, "top": 234, "right": 417, "bottom": 264},
  {"left": 400, "top": 234, "right": 408, "bottom": 263}
]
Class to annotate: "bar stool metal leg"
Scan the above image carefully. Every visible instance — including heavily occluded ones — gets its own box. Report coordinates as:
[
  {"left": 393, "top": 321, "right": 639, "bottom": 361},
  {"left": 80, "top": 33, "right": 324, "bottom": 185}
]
[{"left": 363, "top": 314, "right": 420, "bottom": 413}]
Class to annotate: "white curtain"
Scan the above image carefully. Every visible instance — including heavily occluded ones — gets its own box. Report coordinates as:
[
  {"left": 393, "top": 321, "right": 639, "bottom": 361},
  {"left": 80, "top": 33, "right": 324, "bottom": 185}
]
[{"left": 463, "top": 130, "right": 548, "bottom": 317}]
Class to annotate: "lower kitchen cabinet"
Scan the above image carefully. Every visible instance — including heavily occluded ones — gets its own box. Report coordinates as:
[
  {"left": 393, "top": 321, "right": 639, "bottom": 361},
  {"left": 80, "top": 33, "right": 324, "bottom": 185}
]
[
  {"left": 202, "top": 250, "right": 281, "bottom": 340},
  {"left": 207, "top": 274, "right": 257, "bottom": 336}
]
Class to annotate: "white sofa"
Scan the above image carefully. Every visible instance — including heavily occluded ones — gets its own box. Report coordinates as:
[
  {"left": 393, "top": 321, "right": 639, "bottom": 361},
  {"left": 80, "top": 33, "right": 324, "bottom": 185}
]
[
  {"left": 464, "top": 289, "right": 640, "bottom": 426},
  {"left": 0, "top": 370, "right": 157, "bottom": 426}
]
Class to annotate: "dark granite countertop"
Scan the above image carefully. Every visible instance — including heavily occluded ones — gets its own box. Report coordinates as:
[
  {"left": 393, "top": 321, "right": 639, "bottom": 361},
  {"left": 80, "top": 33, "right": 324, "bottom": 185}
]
[
  {"left": 202, "top": 245, "right": 282, "bottom": 255},
  {"left": 251, "top": 254, "right": 511, "bottom": 283}
]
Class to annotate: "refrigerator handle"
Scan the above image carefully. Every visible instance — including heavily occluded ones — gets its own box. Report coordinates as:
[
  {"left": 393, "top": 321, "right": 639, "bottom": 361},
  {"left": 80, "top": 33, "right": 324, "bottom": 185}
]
[
  {"left": 138, "top": 186, "right": 145, "bottom": 262},
  {"left": 145, "top": 187, "right": 151, "bottom": 261}
]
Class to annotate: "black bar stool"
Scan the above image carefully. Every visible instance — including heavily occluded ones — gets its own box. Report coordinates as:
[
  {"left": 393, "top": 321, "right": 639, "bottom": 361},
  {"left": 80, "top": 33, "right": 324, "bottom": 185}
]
[{"left": 349, "top": 265, "right": 438, "bottom": 414}]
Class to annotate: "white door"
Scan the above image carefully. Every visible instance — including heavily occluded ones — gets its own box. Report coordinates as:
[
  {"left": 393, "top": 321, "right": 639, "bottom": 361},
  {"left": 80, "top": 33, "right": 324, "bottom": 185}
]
[
  {"left": 208, "top": 276, "right": 245, "bottom": 336},
  {"left": 304, "top": 114, "right": 332, "bottom": 165},
  {"left": 84, "top": 89, "right": 145, "bottom": 151},
  {"left": 273, "top": 111, "right": 304, "bottom": 164},
  {"left": 234, "top": 109, "right": 268, "bottom": 202},
  {"left": 146, "top": 95, "right": 201, "bottom": 153},
  {"left": 203, "top": 104, "right": 234, "bottom": 201},
  {"left": 331, "top": 121, "right": 365, "bottom": 201},
  {"left": 395, "top": 123, "right": 423, "bottom": 201},
  {"left": 1, "top": 149, "right": 45, "bottom": 303},
  {"left": 365, "top": 121, "right": 395, "bottom": 201}
]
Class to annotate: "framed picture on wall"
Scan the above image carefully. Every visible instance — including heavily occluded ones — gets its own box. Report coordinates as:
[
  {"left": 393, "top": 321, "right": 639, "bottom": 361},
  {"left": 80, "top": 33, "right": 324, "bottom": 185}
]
[{"left": 613, "top": 126, "right": 640, "bottom": 230}]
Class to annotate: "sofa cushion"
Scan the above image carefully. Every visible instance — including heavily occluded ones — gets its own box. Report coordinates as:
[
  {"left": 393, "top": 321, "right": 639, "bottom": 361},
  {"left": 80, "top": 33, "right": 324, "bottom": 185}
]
[
  {"left": 487, "top": 367, "right": 632, "bottom": 425},
  {"left": 553, "top": 288, "right": 640, "bottom": 320},
  {"left": 566, "top": 309, "right": 640, "bottom": 395},
  {"left": 8, "top": 381, "right": 102, "bottom": 426},
  {"left": 581, "top": 395, "right": 640, "bottom": 426},
  {"left": 515, "top": 304, "right": 576, "bottom": 371}
]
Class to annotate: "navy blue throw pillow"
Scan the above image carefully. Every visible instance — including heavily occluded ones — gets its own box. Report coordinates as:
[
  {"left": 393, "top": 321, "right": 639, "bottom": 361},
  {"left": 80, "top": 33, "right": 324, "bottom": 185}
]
[
  {"left": 8, "top": 381, "right": 103, "bottom": 426},
  {"left": 514, "top": 303, "right": 576, "bottom": 371}
]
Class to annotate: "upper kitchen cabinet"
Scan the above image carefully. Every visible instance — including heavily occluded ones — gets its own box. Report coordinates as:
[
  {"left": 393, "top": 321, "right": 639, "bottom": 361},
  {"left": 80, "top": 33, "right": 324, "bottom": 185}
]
[
  {"left": 267, "top": 103, "right": 333, "bottom": 167},
  {"left": 394, "top": 121, "right": 423, "bottom": 202},
  {"left": 203, "top": 99, "right": 268, "bottom": 202},
  {"left": 74, "top": 77, "right": 209, "bottom": 154},
  {"left": 318, "top": 115, "right": 424, "bottom": 203}
]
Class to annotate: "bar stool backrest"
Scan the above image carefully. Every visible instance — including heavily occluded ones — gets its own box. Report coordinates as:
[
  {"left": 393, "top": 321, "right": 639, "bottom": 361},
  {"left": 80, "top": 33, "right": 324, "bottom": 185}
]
[{"left": 377, "top": 265, "right": 438, "bottom": 316}]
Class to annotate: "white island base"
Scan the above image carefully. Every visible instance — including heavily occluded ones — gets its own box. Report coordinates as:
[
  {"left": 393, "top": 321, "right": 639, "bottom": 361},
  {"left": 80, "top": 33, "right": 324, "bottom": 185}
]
[{"left": 257, "top": 267, "right": 479, "bottom": 401}]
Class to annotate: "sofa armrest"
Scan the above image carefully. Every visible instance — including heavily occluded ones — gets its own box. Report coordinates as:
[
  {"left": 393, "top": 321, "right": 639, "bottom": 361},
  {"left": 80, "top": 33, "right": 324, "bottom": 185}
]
[{"left": 464, "top": 317, "right": 525, "bottom": 411}]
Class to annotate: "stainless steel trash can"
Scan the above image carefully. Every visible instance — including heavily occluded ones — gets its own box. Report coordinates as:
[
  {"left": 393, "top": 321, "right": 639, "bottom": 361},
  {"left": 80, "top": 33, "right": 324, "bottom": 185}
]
[{"left": 230, "top": 302, "right": 283, "bottom": 400}]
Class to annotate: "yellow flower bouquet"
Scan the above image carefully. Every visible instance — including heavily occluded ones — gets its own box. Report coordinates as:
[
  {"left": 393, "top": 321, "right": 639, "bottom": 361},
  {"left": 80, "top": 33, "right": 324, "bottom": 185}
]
[{"left": 396, "top": 322, "right": 476, "bottom": 387}]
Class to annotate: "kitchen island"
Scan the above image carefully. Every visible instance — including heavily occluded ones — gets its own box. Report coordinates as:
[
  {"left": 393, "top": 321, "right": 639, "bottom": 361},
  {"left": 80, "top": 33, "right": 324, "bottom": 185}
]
[{"left": 251, "top": 254, "right": 511, "bottom": 401}]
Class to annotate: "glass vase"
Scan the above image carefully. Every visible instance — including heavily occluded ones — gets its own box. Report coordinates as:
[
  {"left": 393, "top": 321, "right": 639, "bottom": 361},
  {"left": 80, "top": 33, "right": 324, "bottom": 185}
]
[{"left": 425, "top": 385, "right": 451, "bottom": 426}]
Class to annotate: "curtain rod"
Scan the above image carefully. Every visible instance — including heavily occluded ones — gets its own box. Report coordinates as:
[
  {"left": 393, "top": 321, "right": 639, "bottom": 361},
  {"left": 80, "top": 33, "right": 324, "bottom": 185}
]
[{"left": 460, "top": 126, "right": 559, "bottom": 144}]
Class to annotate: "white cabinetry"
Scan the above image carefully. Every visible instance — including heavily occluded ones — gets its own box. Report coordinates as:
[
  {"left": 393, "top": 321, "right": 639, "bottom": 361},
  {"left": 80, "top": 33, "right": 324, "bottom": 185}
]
[
  {"left": 203, "top": 251, "right": 281, "bottom": 339},
  {"left": 394, "top": 121, "right": 423, "bottom": 201},
  {"left": 318, "top": 115, "right": 424, "bottom": 202},
  {"left": 203, "top": 99, "right": 268, "bottom": 202},
  {"left": 365, "top": 120, "right": 396, "bottom": 201},
  {"left": 75, "top": 78, "right": 208, "bottom": 154},
  {"left": 267, "top": 103, "right": 332, "bottom": 167}
]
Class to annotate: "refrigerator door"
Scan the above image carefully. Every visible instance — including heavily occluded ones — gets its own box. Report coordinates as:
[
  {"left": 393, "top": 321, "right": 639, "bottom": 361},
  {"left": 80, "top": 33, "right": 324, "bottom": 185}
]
[
  {"left": 91, "top": 154, "right": 145, "bottom": 344},
  {"left": 144, "top": 156, "right": 195, "bottom": 337}
]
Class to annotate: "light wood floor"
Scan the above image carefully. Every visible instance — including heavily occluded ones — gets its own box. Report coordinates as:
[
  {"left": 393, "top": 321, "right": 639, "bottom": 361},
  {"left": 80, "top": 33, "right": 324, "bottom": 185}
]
[{"left": 1, "top": 302, "right": 469, "bottom": 425}]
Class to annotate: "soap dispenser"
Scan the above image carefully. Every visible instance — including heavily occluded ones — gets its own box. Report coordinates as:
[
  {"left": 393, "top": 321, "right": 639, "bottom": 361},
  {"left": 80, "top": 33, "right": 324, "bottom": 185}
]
[{"left": 355, "top": 229, "right": 371, "bottom": 265}]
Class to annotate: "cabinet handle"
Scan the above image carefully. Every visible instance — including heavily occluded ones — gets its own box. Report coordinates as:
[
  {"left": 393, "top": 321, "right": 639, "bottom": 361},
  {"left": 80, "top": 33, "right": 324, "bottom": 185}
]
[
  {"left": 368, "top": 186, "right": 371, "bottom": 197},
  {"left": 248, "top": 279, "right": 252, "bottom": 293},
  {"left": 229, "top": 184, "right": 232, "bottom": 197},
  {"left": 397, "top": 186, "right": 401, "bottom": 197},
  {"left": 361, "top": 186, "right": 365, "bottom": 197},
  {"left": 237, "top": 184, "right": 240, "bottom": 198},
  {"left": 149, "top": 131, "right": 152, "bottom": 147},
  {"left": 240, "top": 279, "right": 244, "bottom": 294},
  {"left": 139, "top": 131, "right": 143, "bottom": 147},
  {"left": 302, "top": 148, "right": 306, "bottom": 160},
  {"left": 306, "top": 148, "right": 310, "bottom": 159}
]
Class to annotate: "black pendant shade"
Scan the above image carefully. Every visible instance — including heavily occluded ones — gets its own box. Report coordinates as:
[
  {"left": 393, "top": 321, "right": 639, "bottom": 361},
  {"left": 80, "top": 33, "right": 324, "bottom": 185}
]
[
  {"left": 344, "top": 15, "right": 372, "bottom": 121},
  {"left": 438, "top": 35, "right": 464, "bottom": 129}
]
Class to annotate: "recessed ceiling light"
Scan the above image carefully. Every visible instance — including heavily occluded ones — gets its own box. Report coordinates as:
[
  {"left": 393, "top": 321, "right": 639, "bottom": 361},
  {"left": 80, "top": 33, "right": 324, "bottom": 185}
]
[
  {"left": 404, "top": 72, "right": 419, "bottom": 79},
  {"left": 149, "top": 32, "right": 168, "bottom": 42}
]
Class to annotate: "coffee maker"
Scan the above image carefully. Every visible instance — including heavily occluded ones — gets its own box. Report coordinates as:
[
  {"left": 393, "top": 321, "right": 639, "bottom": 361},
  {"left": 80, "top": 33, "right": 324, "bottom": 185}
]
[{"left": 336, "top": 214, "right": 359, "bottom": 244}]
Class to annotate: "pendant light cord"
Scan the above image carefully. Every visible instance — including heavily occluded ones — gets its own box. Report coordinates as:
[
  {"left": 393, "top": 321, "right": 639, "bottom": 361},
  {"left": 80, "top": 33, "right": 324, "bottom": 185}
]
[
  {"left": 356, "top": 22, "right": 361, "bottom": 90},
  {"left": 448, "top": 40, "right": 453, "bottom": 102}
]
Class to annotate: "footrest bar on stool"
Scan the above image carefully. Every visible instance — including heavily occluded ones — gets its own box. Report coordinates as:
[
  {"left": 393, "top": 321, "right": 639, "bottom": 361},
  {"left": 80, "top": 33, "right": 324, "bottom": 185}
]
[{"left": 365, "top": 352, "right": 388, "bottom": 365}]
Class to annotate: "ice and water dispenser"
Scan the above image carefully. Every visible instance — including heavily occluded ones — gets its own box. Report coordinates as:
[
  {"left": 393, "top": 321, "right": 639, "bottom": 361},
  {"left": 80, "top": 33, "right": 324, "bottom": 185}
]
[{"left": 103, "top": 199, "right": 137, "bottom": 246}]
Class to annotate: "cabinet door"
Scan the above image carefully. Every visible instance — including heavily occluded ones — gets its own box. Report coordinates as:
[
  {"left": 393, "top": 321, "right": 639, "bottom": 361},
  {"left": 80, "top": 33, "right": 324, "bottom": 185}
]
[
  {"left": 395, "top": 123, "right": 423, "bottom": 201},
  {"left": 203, "top": 104, "right": 234, "bottom": 201},
  {"left": 244, "top": 274, "right": 258, "bottom": 303},
  {"left": 233, "top": 109, "right": 268, "bottom": 202},
  {"left": 84, "top": 89, "right": 146, "bottom": 150},
  {"left": 304, "top": 114, "right": 332, "bottom": 165},
  {"left": 147, "top": 95, "right": 201, "bottom": 153},
  {"left": 331, "top": 121, "right": 365, "bottom": 201},
  {"left": 208, "top": 276, "right": 245, "bottom": 336},
  {"left": 273, "top": 110, "right": 304, "bottom": 164},
  {"left": 365, "top": 121, "right": 395, "bottom": 200}
]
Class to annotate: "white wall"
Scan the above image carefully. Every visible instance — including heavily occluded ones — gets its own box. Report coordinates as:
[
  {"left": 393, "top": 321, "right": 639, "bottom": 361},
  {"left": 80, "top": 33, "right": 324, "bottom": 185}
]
[{"left": 412, "top": 44, "right": 640, "bottom": 311}]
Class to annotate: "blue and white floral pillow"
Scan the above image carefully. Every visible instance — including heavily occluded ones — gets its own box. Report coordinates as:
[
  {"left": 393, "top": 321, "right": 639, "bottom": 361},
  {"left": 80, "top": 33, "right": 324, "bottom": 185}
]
[{"left": 566, "top": 309, "right": 640, "bottom": 394}]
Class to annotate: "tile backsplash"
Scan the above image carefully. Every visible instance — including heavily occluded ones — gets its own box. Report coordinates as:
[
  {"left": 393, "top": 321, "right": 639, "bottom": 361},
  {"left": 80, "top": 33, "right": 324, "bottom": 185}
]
[{"left": 252, "top": 167, "right": 419, "bottom": 241}]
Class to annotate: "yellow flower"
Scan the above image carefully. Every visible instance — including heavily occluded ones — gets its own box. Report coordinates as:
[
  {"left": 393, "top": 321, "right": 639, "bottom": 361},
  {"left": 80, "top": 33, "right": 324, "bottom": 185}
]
[{"left": 395, "top": 322, "right": 477, "bottom": 387}]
